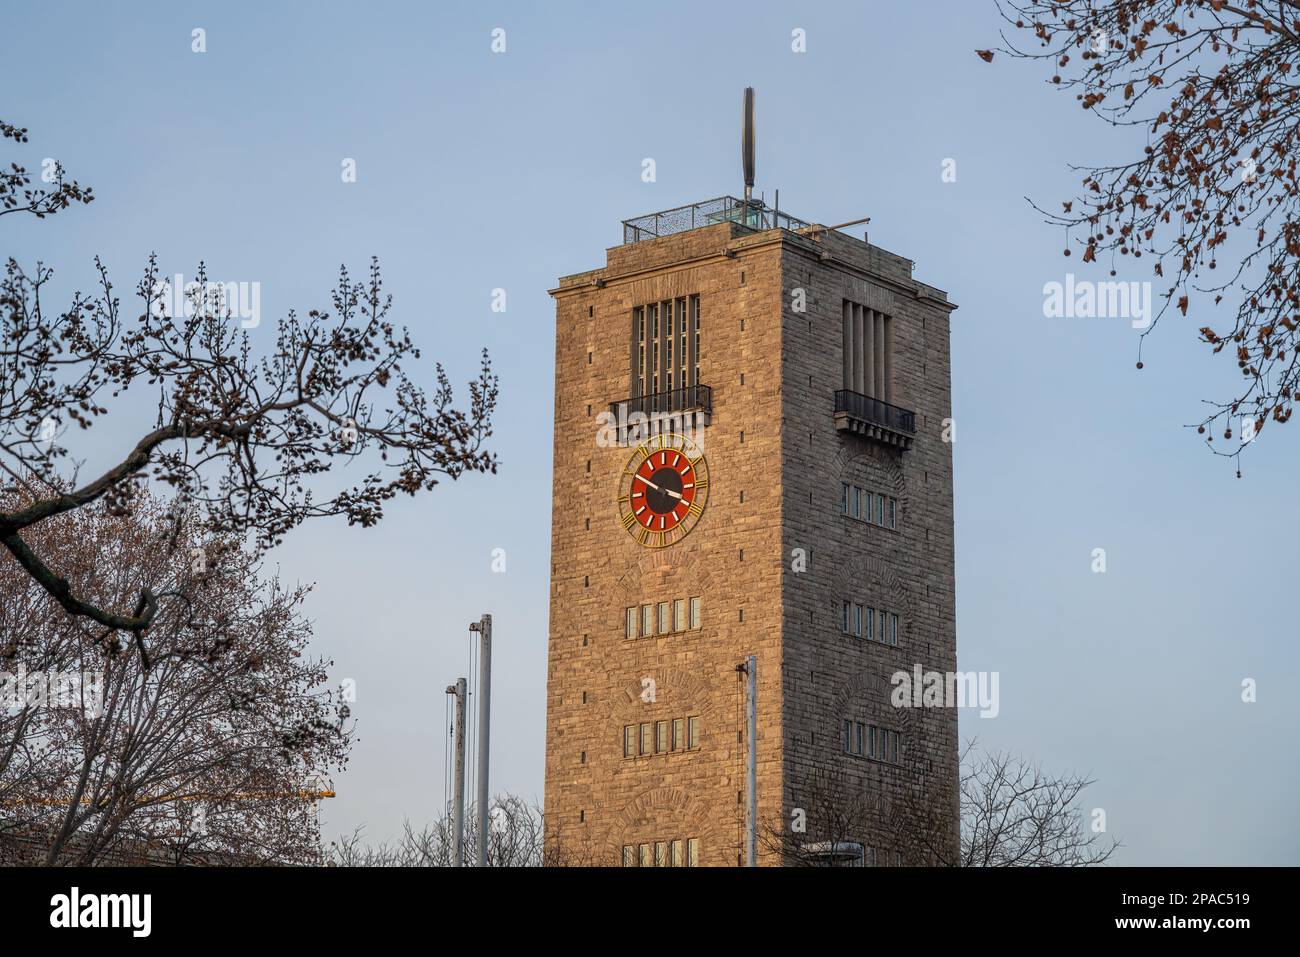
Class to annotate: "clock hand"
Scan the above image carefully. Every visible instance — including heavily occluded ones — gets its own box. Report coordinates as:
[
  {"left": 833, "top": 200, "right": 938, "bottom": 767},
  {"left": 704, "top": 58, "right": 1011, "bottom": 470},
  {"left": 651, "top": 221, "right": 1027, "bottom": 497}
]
[{"left": 638, "top": 476, "right": 683, "bottom": 500}]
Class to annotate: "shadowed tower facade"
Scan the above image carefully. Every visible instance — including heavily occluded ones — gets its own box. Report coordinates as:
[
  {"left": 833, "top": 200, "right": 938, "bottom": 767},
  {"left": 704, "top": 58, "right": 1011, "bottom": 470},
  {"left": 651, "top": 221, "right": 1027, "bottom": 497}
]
[{"left": 544, "top": 195, "right": 958, "bottom": 866}]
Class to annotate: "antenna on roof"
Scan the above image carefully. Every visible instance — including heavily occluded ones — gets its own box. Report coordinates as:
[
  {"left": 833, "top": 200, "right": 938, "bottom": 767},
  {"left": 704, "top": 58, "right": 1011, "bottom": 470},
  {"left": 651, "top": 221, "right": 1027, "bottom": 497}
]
[{"left": 741, "top": 87, "right": 756, "bottom": 205}]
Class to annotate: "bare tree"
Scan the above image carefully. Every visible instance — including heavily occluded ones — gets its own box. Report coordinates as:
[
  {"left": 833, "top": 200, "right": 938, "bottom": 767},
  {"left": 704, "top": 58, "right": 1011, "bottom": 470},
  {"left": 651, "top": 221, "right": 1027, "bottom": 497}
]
[
  {"left": 955, "top": 741, "right": 1119, "bottom": 866},
  {"left": 325, "top": 795, "right": 594, "bottom": 867},
  {"left": 0, "top": 486, "right": 350, "bottom": 866},
  {"left": 980, "top": 0, "right": 1300, "bottom": 465},
  {"left": 327, "top": 820, "right": 459, "bottom": 867},
  {"left": 0, "top": 121, "right": 93, "bottom": 220},
  {"left": 765, "top": 741, "right": 1118, "bottom": 866},
  {"left": 763, "top": 766, "right": 945, "bottom": 867},
  {"left": 1, "top": 120, "right": 497, "bottom": 641}
]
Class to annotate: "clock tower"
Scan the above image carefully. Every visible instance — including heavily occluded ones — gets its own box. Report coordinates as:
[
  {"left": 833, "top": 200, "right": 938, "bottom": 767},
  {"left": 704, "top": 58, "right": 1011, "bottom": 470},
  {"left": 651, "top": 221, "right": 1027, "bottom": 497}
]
[{"left": 544, "top": 191, "right": 958, "bottom": 867}]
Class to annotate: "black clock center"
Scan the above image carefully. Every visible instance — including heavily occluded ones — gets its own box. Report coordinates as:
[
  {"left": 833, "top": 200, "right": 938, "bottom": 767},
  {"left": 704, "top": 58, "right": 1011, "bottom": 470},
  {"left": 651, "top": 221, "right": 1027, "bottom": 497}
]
[{"left": 646, "top": 467, "right": 684, "bottom": 514}]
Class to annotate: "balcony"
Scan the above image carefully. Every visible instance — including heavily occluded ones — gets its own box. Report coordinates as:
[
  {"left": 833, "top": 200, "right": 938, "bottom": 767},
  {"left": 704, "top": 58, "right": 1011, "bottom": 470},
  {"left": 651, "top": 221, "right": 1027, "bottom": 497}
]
[
  {"left": 609, "top": 385, "right": 712, "bottom": 444},
  {"left": 621, "top": 196, "right": 811, "bottom": 245},
  {"left": 833, "top": 390, "right": 915, "bottom": 450}
]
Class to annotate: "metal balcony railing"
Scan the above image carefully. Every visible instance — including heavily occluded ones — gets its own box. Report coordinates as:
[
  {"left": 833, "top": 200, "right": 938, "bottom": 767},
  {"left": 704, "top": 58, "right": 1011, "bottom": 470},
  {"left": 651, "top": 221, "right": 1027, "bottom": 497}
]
[
  {"left": 833, "top": 390, "right": 916, "bottom": 448},
  {"left": 610, "top": 384, "right": 712, "bottom": 420},
  {"left": 621, "top": 197, "right": 811, "bottom": 245}
]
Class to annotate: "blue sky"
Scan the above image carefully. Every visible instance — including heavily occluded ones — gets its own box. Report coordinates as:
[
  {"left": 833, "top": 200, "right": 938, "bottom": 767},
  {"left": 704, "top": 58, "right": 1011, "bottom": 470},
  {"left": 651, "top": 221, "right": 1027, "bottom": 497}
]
[{"left": 5, "top": 0, "right": 1297, "bottom": 864}]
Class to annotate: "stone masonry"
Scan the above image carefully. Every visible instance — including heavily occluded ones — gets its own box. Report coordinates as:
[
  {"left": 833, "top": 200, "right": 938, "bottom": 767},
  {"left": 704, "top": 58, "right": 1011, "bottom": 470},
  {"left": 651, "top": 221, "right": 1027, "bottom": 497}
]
[{"left": 545, "top": 215, "right": 957, "bottom": 866}]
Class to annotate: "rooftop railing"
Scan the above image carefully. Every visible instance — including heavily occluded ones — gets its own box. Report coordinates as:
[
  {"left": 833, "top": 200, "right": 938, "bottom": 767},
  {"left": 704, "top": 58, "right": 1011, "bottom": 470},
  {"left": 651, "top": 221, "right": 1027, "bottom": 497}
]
[{"left": 621, "top": 196, "right": 811, "bottom": 245}]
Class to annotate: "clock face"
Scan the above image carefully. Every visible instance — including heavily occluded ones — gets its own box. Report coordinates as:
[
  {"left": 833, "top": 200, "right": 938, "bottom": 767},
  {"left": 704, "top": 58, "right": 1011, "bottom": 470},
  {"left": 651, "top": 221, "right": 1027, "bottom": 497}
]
[{"left": 618, "top": 432, "right": 710, "bottom": 548}]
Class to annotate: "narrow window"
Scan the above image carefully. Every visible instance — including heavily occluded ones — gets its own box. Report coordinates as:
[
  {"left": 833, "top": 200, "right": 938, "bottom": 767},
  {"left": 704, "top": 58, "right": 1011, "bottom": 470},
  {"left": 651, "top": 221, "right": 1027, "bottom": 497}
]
[
  {"left": 640, "top": 723, "right": 652, "bottom": 756},
  {"left": 671, "top": 839, "right": 684, "bottom": 867},
  {"left": 639, "top": 843, "right": 651, "bottom": 868},
  {"left": 642, "top": 604, "right": 653, "bottom": 637},
  {"left": 655, "top": 841, "right": 668, "bottom": 867},
  {"left": 842, "top": 299, "right": 853, "bottom": 392},
  {"left": 876, "top": 493, "right": 885, "bottom": 525},
  {"left": 855, "top": 721, "right": 865, "bottom": 756},
  {"left": 649, "top": 303, "right": 659, "bottom": 396},
  {"left": 689, "top": 597, "right": 701, "bottom": 629},
  {"left": 665, "top": 310, "right": 674, "bottom": 398},
  {"left": 852, "top": 486, "right": 861, "bottom": 519},
  {"left": 625, "top": 607, "right": 636, "bottom": 640},
  {"left": 890, "top": 613, "right": 899, "bottom": 646},
  {"left": 880, "top": 610, "right": 888, "bottom": 644},
  {"left": 842, "top": 600, "right": 850, "bottom": 634},
  {"left": 672, "top": 718, "right": 684, "bottom": 752},
  {"left": 686, "top": 838, "right": 700, "bottom": 867},
  {"left": 673, "top": 598, "right": 686, "bottom": 632},
  {"left": 895, "top": 850, "right": 903, "bottom": 867},
  {"left": 633, "top": 306, "right": 646, "bottom": 398},
  {"left": 868, "top": 725, "right": 877, "bottom": 759},
  {"left": 889, "top": 498, "right": 897, "bottom": 529},
  {"left": 655, "top": 720, "right": 668, "bottom": 754},
  {"left": 623, "top": 845, "right": 635, "bottom": 867},
  {"left": 657, "top": 602, "right": 670, "bottom": 635},
  {"left": 687, "top": 716, "right": 699, "bottom": 750},
  {"left": 854, "top": 603, "right": 863, "bottom": 637},
  {"left": 841, "top": 483, "right": 850, "bottom": 514},
  {"left": 843, "top": 719, "right": 852, "bottom": 753},
  {"left": 865, "top": 607, "right": 874, "bottom": 641},
  {"left": 691, "top": 295, "right": 700, "bottom": 387},
  {"left": 623, "top": 725, "right": 635, "bottom": 758},
  {"left": 868, "top": 846, "right": 877, "bottom": 867},
  {"left": 678, "top": 299, "right": 688, "bottom": 391}
]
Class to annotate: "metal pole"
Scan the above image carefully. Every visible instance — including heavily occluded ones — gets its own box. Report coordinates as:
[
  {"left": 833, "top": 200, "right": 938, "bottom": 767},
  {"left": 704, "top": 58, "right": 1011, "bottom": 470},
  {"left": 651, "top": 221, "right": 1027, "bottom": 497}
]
[
  {"left": 471, "top": 614, "right": 492, "bottom": 867},
  {"left": 746, "top": 654, "right": 757, "bottom": 867},
  {"left": 446, "top": 678, "right": 467, "bottom": 867}
]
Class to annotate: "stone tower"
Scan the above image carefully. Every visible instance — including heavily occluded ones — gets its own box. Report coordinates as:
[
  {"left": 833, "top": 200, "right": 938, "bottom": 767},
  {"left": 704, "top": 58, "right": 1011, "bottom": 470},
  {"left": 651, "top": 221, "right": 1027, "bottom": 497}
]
[{"left": 544, "top": 196, "right": 957, "bottom": 866}]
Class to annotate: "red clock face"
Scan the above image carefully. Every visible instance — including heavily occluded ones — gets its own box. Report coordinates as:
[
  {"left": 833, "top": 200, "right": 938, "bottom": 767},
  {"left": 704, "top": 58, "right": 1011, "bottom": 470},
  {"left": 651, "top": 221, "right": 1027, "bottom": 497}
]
[{"left": 618, "top": 433, "right": 710, "bottom": 548}]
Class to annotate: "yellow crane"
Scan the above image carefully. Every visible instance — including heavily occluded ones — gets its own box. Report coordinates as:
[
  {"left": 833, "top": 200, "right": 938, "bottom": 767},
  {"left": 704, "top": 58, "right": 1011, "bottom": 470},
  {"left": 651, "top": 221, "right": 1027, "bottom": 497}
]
[{"left": 2, "top": 786, "right": 335, "bottom": 806}]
